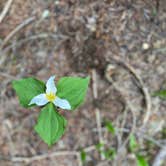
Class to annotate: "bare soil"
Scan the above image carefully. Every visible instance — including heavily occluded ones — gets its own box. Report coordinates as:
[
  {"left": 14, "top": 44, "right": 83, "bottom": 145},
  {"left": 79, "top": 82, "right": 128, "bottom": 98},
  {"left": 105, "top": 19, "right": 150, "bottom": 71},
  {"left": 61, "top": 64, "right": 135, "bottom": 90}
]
[{"left": 0, "top": 0, "right": 166, "bottom": 166}]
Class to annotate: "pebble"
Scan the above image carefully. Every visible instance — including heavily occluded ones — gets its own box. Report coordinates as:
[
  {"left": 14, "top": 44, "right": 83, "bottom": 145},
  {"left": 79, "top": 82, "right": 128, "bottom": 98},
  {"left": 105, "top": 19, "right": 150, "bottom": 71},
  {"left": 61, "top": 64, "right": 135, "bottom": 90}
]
[
  {"left": 42, "top": 10, "right": 50, "bottom": 19},
  {"left": 142, "top": 42, "right": 150, "bottom": 50}
]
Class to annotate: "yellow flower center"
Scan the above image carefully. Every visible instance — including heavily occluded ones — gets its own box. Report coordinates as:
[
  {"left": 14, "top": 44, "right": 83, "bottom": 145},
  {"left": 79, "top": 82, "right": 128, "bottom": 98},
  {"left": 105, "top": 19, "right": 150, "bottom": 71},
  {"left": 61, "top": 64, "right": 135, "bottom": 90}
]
[{"left": 46, "top": 92, "right": 56, "bottom": 102}]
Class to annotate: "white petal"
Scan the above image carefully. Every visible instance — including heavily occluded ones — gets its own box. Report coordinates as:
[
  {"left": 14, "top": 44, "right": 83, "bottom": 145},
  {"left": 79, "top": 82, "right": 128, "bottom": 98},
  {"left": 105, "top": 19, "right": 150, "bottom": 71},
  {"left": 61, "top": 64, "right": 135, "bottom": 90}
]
[
  {"left": 29, "top": 94, "right": 48, "bottom": 106},
  {"left": 53, "top": 97, "right": 71, "bottom": 110},
  {"left": 46, "top": 76, "right": 57, "bottom": 94}
]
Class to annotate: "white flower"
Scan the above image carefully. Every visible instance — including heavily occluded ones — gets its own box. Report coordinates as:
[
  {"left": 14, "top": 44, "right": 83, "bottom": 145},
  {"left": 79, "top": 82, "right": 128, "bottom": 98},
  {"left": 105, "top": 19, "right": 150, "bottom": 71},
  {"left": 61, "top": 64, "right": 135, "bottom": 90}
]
[{"left": 29, "top": 76, "right": 71, "bottom": 110}]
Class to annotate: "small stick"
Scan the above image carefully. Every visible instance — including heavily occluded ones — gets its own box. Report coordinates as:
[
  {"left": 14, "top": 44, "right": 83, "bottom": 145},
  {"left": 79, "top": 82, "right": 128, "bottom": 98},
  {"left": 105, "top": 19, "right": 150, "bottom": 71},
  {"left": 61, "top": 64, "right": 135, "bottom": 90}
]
[
  {"left": 1, "top": 16, "right": 36, "bottom": 49},
  {"left": 92, "top": 69, "right": 105, "bottom": 159},
  {"left": 93, "top": 127, "right": 164, "bottom": 148},
  {"left": 152, "top": 146, "right": 166, "bottom": 166},
  {"left": 84, "top": 145, "right": 96, "bottom": 152},
  {"left": 0, "top": 0, "right": 13, "bottom": 23},
  {"left": 96, "top": 108, "right": 105, "bottom": 160},
  {"left": 92, "top": 69, "right": 98, "bottom": 99},
  {"left": 0, "top": 145, "right": 96, "bottom": 164},
  {"left": 109, "top": 56, "right": 152, "bottom": 125},
  {"left": 11, "top": 151, "right": 78, "bottom": 163},
  {"left": 3, "top": 33, "right": 69, "bottom": 52},
  {"left": 0, "top": 71, "right": 18, "bottom": 80},
  {"left": 105, "top": 64, "right": 137, "bottom": 165}
]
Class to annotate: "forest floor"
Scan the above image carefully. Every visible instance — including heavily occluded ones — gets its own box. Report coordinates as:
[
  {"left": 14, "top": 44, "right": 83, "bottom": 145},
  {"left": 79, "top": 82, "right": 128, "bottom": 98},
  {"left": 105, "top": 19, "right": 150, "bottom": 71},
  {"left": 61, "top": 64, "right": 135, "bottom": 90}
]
[{"left": 0, "top": 0, "right": 166, "bottom": 166}]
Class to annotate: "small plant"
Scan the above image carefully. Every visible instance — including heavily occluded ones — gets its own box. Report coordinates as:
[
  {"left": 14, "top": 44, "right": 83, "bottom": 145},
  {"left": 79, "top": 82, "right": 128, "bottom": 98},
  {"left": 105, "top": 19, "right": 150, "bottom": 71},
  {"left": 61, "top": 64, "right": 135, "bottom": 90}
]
[
  {"left": 104, "top": 120, "right": 116, "bottom": 135},
  {"left": 80, "top": 149, "right": 87, "bottom": 164},
  {"left": 96, "top": 142, "right": 116, "bottom": 160},
  {"left": 153, "top": 89, "right": 166, "bottom": 99},
  {"left": 129, "top": 134, "right": 149, "bottom": 166},
  {"left": 12, "top": 75, "right": 90, "bottom": 146}
]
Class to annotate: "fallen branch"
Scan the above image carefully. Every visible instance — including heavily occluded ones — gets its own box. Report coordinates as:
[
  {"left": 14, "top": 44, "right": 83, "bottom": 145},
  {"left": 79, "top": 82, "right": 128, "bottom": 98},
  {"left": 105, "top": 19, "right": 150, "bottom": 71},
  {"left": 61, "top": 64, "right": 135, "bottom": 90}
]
[{"left": 0, "top": 0, "right": 13, "bottom": 23}]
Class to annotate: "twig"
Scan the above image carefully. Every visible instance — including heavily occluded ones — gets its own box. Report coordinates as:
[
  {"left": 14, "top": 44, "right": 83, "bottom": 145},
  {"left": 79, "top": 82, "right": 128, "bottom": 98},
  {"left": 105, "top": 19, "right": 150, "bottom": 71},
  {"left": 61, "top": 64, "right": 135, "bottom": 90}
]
[
  {"left": 92, "top": 69, "right": 105, "bottom": 159},
  {"left": 109, "top": 56, "right": 152, "bottom": 125},
  {"left": 152, "top": 146, "right": 166, "bottom": 166},
  {"left": 97, "top": 160, "right": 109, "bottom": 166},
  {"left": 118, "top": 127, "right": 164, "bottom": 148},
  {"left": 105, "top": 63, "right": 137, "bottom": 165},
  {"left": 11, "top": 151, "right": 78, "bottom": 163},
  {"left": 153, "top": 47, "right": 166, "bottom": 54},
  {"left": 0, "top": 0, "right": 13, "bottom": 23},
  {"left": 96, "top": 108, "right": 105, "bottom": 160},
  {"left": 84, "top": 145, "right": 96, "bottom": 152},
  {"left": 0, "top": 16, "right": 36, "bottom": 49},
  {"left": 0, "top": 71, "right": 18, "bottom": 80},
  {"left": 3, "top": 33, "right": 69, "bottom": 53},
  {"left": 3, "top": 121, "right": 16, "bottom": 156},
  {"left": 93, "top": 127, "right": 164, "bottom": 148},
  {"left": 116, "top": 107, "right": 128, "bottom": 149},
  {"left": 140, "top": 133, "right": 164, "bottom": 148},
  {"left": 3, "top": 120, "right": 18, "bottom": 166},
  {"left": 0, "top": 145, "right": 96, "bottom": 165},
  {"left": 105, "top": 74, "right": 137, "bottom": 136},
  {"left": 92, "top": 69, "right": 98, "bottom": 99}
]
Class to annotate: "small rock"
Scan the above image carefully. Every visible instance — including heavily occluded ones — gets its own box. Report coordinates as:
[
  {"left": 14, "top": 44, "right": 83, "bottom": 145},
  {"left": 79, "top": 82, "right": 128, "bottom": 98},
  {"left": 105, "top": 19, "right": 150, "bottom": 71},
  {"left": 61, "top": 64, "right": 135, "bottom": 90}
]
[
  {"left": 142, "top": 43, "right": 150, "bottom": 50},
  {"left": 55, "top": 0, "right": 60, "bottom": 5},
  {"left": 42, "top": 9, "right": 50, "bottom": 19}
]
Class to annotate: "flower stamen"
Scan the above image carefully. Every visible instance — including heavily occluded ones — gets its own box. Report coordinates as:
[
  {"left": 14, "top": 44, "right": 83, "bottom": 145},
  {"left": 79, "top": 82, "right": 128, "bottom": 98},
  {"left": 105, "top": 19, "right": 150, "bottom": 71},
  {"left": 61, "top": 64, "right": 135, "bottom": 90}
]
[{"left": 46, "top": 93, "right": 56, "bottom": 102}]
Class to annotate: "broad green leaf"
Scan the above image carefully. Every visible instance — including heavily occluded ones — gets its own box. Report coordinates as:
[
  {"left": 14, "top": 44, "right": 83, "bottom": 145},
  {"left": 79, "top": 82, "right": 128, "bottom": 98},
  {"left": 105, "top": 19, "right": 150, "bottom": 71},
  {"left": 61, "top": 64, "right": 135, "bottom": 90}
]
[
  {"left": 153, "top": 89, "right": 166, "bottom": 99},
  {"left": 35, "top": 103, "right": 67, "bottom": 146},
  {"left": 136, "top": 155, "right": 149, "bottom": 166},
  {"left": 80, "top": 149, "right": 86, "bottom": 163},
  {"left": 12, "top": 78, "right": 45, "bottom": 108},
  {"left": 105, "top": 121, "right": 115, "bottom": 135},
  {"left": 129, "top": 134, "right": 138, "bottom": 152},
  {"left": 56, "top": 77, "right": 90, "bottom": 110}
]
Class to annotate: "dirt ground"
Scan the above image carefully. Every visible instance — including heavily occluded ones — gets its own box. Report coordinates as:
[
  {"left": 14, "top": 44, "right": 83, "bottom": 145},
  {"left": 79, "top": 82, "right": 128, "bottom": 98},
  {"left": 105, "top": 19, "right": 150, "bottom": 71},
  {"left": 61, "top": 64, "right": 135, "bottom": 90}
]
[{"left": 0, "top": 0, "right": 166, "bottom": 166}]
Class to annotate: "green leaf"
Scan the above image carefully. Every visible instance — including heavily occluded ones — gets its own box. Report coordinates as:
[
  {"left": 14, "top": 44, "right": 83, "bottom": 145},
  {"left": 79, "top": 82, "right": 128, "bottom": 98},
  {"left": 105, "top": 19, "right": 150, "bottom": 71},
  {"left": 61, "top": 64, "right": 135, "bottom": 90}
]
[
  {"left": 12, "top": 78, "right": 45, "bottom": 108},
  {"left": 102, "top": 148, "right": 116, "bottom": 160},
  {"left": 105, "top": 121, "right": 115, "bottom": 135},
  {"left": 56, "top": 77, "right": 90, "bottom": 110},
  {"left": 136, "top": 155, "right": 149, "bottom": 166},
  {"left": 80, "top": 149, "right": 87, "bottom": 163},
  {"left": 35, "top": 103, "right": 67, "bottom": 146},
  {"left": 153, "top": 89, "right": 166, "bottom": 99},
  {"left": 96, "top": 142, "right": 104, "bottom": 151},
  {"left": 129, "top": 134, "right": 138, "bottom": 152}
]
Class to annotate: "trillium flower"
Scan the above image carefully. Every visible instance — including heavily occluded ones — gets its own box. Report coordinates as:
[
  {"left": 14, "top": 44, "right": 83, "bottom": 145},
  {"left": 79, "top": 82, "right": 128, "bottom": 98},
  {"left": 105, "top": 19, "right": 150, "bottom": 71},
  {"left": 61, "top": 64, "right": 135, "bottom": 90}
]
[{"left": 29, "top": 76, "right": 71, "bottom": 110}]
